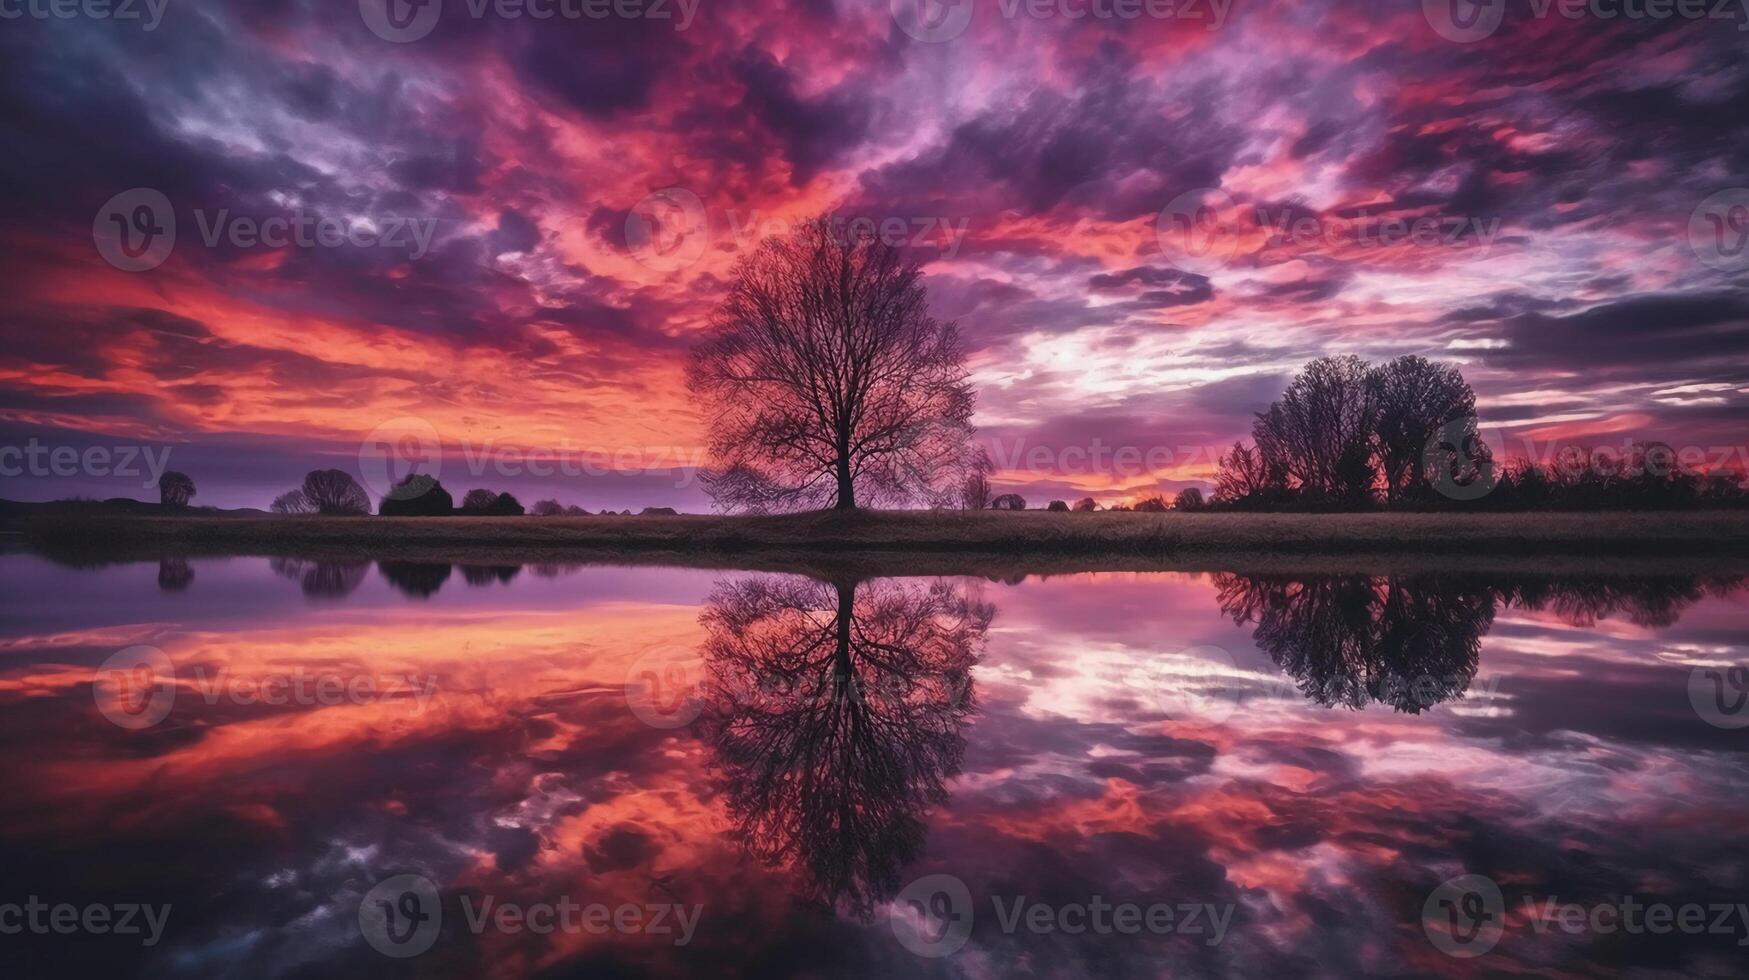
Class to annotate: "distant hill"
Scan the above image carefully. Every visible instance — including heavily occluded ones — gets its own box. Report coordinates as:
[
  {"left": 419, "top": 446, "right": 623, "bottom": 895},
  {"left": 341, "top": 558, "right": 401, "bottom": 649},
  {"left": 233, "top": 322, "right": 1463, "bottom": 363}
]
[{"left": 0, "top": 497, "right": 267, "bottom": 529}]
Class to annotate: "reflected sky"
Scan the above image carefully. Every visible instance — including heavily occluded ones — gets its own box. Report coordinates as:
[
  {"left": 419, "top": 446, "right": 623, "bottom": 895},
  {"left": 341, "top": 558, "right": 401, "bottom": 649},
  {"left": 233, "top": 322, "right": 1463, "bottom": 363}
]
[{"left": 1, "top": 555, "right": 1746, "bottom": 978}]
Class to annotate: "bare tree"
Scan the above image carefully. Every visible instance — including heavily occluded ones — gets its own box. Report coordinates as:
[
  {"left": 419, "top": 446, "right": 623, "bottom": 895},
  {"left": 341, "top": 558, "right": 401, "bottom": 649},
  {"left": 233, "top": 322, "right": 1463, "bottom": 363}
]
[
  {"left": 1212, "top": 441, "right": 1281, "bottom": 506},
  {"left": 271, "top": 489, "right": 315, "bottom": 514},
  {"left": 301, "top": 469, "right": 370, "bottom": 515},
  {"left": 688, "top": 218, "right": 978, "bottom": 512},
  {"left": 959, "top": 450, "right": 993, "bottom": 510},
  {"left": 159, "top": 471, "right": 195, "bottom": 509},
  {"left": 1253, "top": 356, "right": 1378, "bottom": 504},
  {"left": 1368, "top": 355, "right": 1475, "bottom": 504}
]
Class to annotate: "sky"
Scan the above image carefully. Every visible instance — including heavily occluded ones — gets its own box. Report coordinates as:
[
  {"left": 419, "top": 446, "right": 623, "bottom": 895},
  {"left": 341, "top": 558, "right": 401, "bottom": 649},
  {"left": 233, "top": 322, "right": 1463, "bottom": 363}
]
[{"left": 1, "top": 0, "right": 1747, "bottom": 510}]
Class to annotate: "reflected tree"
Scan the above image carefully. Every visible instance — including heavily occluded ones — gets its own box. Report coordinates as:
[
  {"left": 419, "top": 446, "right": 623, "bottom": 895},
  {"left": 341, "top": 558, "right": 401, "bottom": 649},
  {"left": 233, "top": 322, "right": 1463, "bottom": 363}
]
[
  {"left": 695, "top": 575, "right": 993, "bottom": 915},
  {"left": 1495, "top": 574, "right": 1742, "bottom": 629},
  {"left": 270, "top": 557, "right": 369, "bottom": 598},
  {"left": 1214, "top": 574, "right": 1493, "bottom": 712},
  {"left": 459, "top": 564, "right": 522, "bottom": 586},
  {"left": 157, "top": 557, "right": 193, "bottom": 592},
  {"left": 377, "top": 561, "right": 453, "bottom": 599}
]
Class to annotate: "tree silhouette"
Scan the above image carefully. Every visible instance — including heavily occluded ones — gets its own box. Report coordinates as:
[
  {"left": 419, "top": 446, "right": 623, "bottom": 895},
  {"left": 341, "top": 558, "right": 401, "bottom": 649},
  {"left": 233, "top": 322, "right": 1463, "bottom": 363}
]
[
  {"left": 1213, "top": 573, "right": 1493, "bottom": 712},
  {"left": 270, "top": 557, "right": 369, "bottom": 598},
  {"left": 377, "top": 474, "right": 454, "bottom": 516},
  {"left": 159, "top": 471, "right": 195, "bottom": 509},
  {"left": 157, "top": 557, "right": 193, "bottom": 591},
  {"left": 460, "top": 488, "right": 499, "bottom": 514},
  {"left": 377, "top": 561, "right": 452, "bottom": 598},
  {"left": 989, "top": 493, "right": 1025, "bottom": 510},
  {"left": 1252, "top": 355, "right": 1377, "bottom": 505},
  {"left": 1368, "top": 355, "right": 1475, "bottom": 505},
  {"left": 270, "top": 489, "right": 315, "bottom": 514},
  {"left": 695, "top": 575, "right": 992, "bottom": 915},
  {"left": 687, "top": 218, "right": 978, "bottom": 512},
  {"left": 960, "top": 454, "right": 993, "bottom": 511},
  {"left": 301, "top": 469, "right": 370, "bottom": 516}
]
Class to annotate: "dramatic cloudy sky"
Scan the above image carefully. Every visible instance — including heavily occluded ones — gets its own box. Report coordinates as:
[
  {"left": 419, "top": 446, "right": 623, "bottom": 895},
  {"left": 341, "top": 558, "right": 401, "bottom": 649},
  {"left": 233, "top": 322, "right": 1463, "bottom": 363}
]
[{"left": 1, "top": 0, "right": 1746, "bottom": 509}]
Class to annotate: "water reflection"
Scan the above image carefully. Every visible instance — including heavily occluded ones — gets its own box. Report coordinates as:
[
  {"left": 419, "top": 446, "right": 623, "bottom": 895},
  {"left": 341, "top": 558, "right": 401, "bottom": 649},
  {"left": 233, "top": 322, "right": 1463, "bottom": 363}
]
[
  {"left": 1215, "top": 572, "right": 1744, "bottom": 712},
  {"left": 156, "top": 556, "right": 193, "bottom": 592},
  {"left": 2, "top": 553, "right": 1746, "bottom": 977},
  {"left": 695, "top": 576, "right": 992, "bottom": 915},
  {"left": 270, "top": 557, "right": 369, "bottom": 598},
  {"left": 377, "top": 560, "right": 452, "bottom": 598}
]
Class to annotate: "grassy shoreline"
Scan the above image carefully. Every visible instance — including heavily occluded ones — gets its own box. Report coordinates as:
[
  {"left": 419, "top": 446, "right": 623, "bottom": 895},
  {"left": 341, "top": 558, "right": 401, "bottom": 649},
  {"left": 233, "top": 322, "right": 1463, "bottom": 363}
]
[{"left": 14, "top": 509, "right": 1749, "bottom": 579}]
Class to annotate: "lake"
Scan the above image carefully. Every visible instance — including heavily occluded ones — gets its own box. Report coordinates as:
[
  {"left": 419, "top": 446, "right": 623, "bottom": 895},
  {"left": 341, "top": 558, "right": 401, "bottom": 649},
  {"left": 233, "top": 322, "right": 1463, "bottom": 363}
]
[{"left": 3, "top": 552, "right": 1746, "bottom": 977}]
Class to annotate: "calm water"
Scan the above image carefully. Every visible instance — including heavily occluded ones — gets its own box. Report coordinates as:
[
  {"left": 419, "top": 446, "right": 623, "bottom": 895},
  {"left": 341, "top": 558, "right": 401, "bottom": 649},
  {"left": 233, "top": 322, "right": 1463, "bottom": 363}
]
[{"left": 3, "top": 553, "right": 1747, "bottom": 978}]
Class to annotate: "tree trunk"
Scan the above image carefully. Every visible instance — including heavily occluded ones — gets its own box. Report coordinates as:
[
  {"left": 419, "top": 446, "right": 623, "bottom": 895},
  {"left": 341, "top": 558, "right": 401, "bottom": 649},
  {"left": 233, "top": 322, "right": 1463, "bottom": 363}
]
[{"left": 834, "top": 454, "right": 856, "bottom": 510}]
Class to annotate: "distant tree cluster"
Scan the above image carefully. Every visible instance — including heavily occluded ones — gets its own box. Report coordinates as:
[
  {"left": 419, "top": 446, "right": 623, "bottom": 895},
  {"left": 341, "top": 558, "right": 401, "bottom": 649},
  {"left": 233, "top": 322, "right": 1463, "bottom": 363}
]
[
  {"left": 1211, "top": 355, "right": 1748, "bottom": 511},
  {"left": 264, "top": 471, "right": 629, "bottom": 517}
]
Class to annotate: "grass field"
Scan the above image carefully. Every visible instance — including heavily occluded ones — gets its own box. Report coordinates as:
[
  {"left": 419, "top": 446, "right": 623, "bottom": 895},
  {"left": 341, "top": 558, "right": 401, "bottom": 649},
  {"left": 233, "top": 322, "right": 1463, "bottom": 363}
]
[{"left": 14, "top": 509, "right": 1749, "bottom": 579}]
